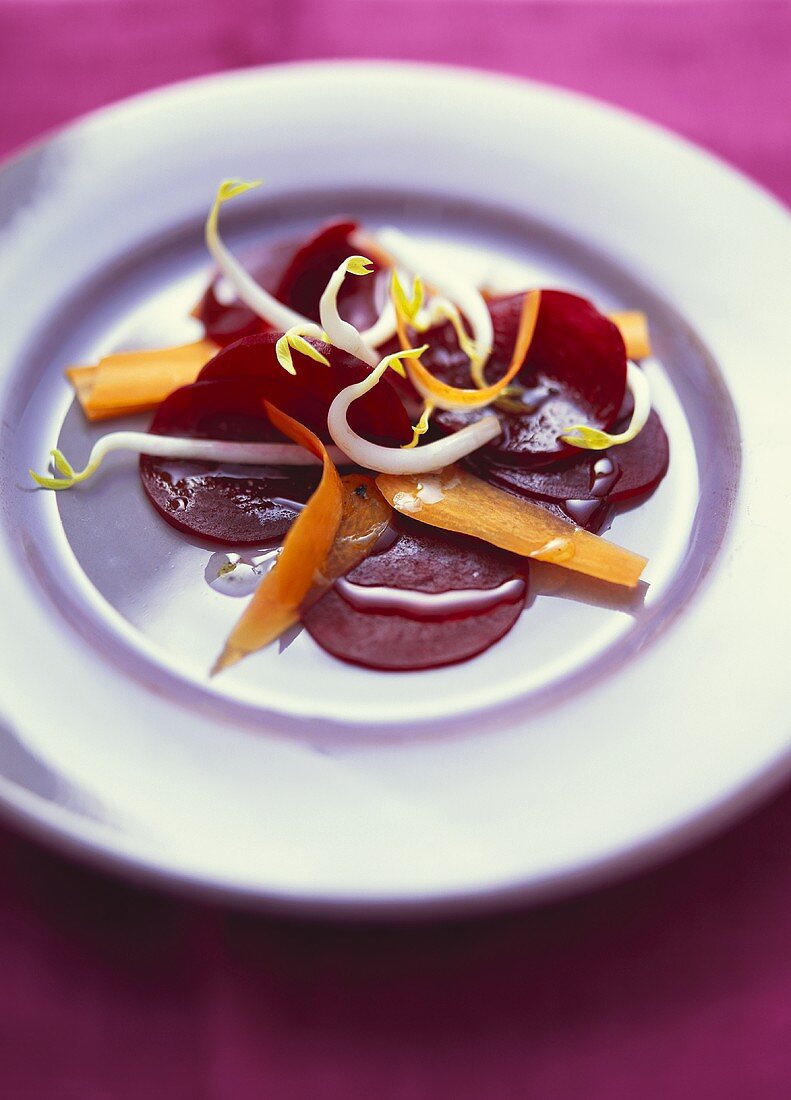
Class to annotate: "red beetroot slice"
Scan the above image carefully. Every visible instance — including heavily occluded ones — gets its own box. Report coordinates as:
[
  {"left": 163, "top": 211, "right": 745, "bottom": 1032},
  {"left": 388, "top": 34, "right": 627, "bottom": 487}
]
[
  {"left": 197, "top": 333, "right": 412, "bottom": 446},
  {"left": 302, "top": 519, "right": 527, "bottom": 671},
  {"left": 471, "top": 410, "right": 670, "bottom": 506},
  {"left": 194, "top": 220, "right": 383, "bottom": 347},
  {"left": 194, "top": 238, "right": 296, "bottom": 347},
  {"left": 140, "top": 379, "right": 320, "bottom": 545},
  {"left": 431, "top": 290, "right": 628, "bottom": 468},
  {"left": 274, "top": 219, "right": 383, "bottom": 331}
]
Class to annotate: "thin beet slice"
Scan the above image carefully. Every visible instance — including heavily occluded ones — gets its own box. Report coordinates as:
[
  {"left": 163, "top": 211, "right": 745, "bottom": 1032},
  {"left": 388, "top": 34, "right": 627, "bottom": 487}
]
[
  {"left": 197, "top": 333, "right": 412, "bottom": 446},
  {"left": 140, "top": 379, "right": 320, "bottom": 545},
  {"left": 194, "top": 238, "right": 297, "bottom": 347},
  {"left": 471, "top": 410, "right": 669, "bottom": 506},
  {"left": 195, "top": 220, "right": 382, "bottom": 347},
  {"left": 303, "top": 519, "right": 527, "bottom": 671},
  {"left": 275, "top": 219, "right": 383, "bottom": 331},
  {"left": 431, "top": 290, "right": 627, "bottom": 468}
]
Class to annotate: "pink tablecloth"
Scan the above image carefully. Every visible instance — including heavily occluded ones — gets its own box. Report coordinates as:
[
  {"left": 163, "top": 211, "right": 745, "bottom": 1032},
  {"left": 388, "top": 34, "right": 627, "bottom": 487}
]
[{"left": 1, "top": 2, "right": 789, "bottom": 1096}]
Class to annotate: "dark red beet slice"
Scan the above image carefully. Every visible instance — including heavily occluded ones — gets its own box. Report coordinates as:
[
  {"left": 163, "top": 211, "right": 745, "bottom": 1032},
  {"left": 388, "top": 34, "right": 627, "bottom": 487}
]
[
  {"left": 140, "top": 379, "right": 320, "bottom": 545},
  {"left": 194, "top": 220, "right": 383, "bottom": 347},
  {"left": 274, "top": 219, "right": 383, "bottom": 331},
  {"left": 471, "top": 410, "right": 669, "bottom": 506},
  {"left": 194, "top": 238, "right": 296, "bottom": 347},
  {"left": 431, "top": 290, "right": 627, "bottom": 468},
  {"left": 140, "top": 331, "right": 412, "bottom": 545},
  {"left": 302, "top": 519, "right": 527, "bottom": 671},
  {"left": 197, "top": 333, "right": 412, "bottom": 446},
  {"left": 197, "top": 293, "right": 264, "bottom": 348}
]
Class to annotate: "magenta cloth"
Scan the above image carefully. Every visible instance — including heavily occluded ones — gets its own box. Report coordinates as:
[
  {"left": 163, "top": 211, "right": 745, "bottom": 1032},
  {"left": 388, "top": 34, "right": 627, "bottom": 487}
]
[{"left": 1, "top": 2, "right": 790, "bottom": 1096}]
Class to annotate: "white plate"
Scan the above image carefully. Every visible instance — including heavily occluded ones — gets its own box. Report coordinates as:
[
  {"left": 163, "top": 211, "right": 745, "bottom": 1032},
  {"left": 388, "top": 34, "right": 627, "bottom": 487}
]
[{"left": 0, "top": 62, "right": 788, "bottom": 917}]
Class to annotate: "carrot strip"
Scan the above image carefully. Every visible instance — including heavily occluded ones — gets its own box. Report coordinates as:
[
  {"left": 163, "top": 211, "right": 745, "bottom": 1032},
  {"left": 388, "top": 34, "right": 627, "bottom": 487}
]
[
  {"left": 66, "top": 339, "right": 218, "bottom": 421},
  {"left": 398, "top": 291, "right": 541, "bottom": 406},
  {"left": 376, "top": 465, "right": 647, "bottom": 588},
  {"left": 609, "top": 311, "right": 651, "bottom": 360},
  {"left": 304, "top": 473, "right": 392, "bottom": 608},
  {"left": 212, "top": 402, "right": 343, "bottom": 673}
]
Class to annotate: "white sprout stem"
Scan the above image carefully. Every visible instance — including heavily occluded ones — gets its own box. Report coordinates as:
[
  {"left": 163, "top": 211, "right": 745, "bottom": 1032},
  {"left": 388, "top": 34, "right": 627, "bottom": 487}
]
[
  {"left": 360, "top": 297, "right": 397, "bottom": 348},
  {"left": 327, "top": 353, "right": 501, "bottom": 475},
  {"left": 206, "top": 184, "right": 397, "bottom": 360},
  {"left": 319, "top": 259, "right": 380, "bottom": 367},
  {"left": 561, "top": 362, "right": 652, "bottom": 450},
  {"left": 205, "top": 180, "right": 309, "bottom": 334},
  {"left": 621, "top": 363, "right": 652, "bottom": 438},
  {"left": 31, "top": 432, "right": 349, "bottom": 490},
  {"left": 90, "top": 432, "right": 347, "bottom": 467},
  {"left": 415, "top": 296, "right": 457, "bottom": 330},
  {"left": 413, "top": 298, "right": 479, "bottom": 369},
  {"left": 374, "top": 227, "right": 494, "bottom": 380}
]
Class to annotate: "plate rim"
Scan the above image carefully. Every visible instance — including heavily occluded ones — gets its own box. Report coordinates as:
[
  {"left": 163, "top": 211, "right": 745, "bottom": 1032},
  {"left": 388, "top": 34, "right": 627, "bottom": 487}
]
[
  {"left": 1, "top": 731, "right": 790, "bottom": 920},
  {"left": 3, "top": 57, "right": 789, "bottom": 223}
]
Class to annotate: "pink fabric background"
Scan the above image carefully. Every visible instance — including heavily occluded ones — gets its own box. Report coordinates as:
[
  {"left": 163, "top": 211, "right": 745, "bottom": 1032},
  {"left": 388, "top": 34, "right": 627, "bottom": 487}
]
[{"left": 1, "top": 2, "right": 790, "bottom": 1096}]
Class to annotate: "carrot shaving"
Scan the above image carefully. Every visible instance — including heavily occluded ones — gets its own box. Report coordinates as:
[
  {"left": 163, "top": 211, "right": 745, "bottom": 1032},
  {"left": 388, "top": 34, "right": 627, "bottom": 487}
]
[
  {"left": 396, "top": 291, "right": 541, "bottom": 408},
  {"left": 66, "top": 339, "right": 218, "bottom": 421},
  {"left": 212, "top": 402, "right": 343, "bottom": 674},
  {"left": 376, "top": 465, "right": 647, "bottom": 588},
  {"left": 609, "top": 311, "right": 651, "bottom": 360},
  {"left": 303, "top": 474, "right": 392, "bottom": 610}
]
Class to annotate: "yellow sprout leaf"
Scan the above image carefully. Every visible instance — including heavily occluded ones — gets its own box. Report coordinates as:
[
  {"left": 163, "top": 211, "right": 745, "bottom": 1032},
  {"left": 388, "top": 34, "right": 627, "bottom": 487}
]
[
  {"left": 30, "top": 448, "right": 83, "bottom": 491},
  {"left": 52, "top": 450, "right": 75, "bottom": 478},
  {"left": 275, "top": 326, "right": 331, "bottom": 375},
  {"left": 217, "top": 178, "right": 262, "bottom": 203},
  {"left": 391, "top": 271, "right": 425, "bottom": 325},
  {"left": 345, "top": 255, "right": 375, "bottom": 277},
  {"left": 560, "top": 426, "right": 614, "bottom": 450},
  {"left": 208, "top": 179, "right": 262, "bottom": 231},
  {"left": 274, "top": 337, "right": 297, "bottom": 375},
  {"left": 401, "top": 402, "right": 435, "bottom": 450},
  {"left": 561, "top": 362, "right": 651, "bottom": 451},
  {"left": 290, "top": 335, "right": 329, "bottom": 366}
]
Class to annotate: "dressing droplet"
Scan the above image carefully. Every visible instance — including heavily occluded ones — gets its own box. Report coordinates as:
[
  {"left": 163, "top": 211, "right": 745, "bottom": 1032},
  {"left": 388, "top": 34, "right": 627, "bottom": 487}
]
[
  {"left": 563, "top": 499, "right": 603, "bottom": 526},
  {"left": 393, "top": 491, "right": 422, "bottom": 514},
  {"left": 416, "top": 477, "right": 445, "bottom": 505},
  {"left": 205, "top": 548, "right": 279, "bottom": 597},
  {"left": 530, "top": 537, "right": 575, "bottom": 564},
  {"left": 590, "top": 455, "right": 621, "bottom": 497}
]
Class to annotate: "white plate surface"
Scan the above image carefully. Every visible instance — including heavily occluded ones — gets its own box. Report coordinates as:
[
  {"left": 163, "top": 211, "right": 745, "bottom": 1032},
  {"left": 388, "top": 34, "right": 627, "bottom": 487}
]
[{"left": 0, "top": 62, "right": 788, "bottom": 916}]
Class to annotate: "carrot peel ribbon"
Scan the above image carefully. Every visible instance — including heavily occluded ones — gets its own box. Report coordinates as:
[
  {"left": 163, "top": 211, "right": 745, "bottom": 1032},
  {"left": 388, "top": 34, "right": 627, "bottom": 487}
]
[
  {"left": 212, "top": 401, "right": 343, "bottom": 674},
  {"left": 212, "top": 467, "right": 391, "bottom": 674},
  {"left": 395, "top": 289, "right": 541, "bottom": 411},
  {"left": 376, "top": 465, "right": 647, "bottom": 589}
]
